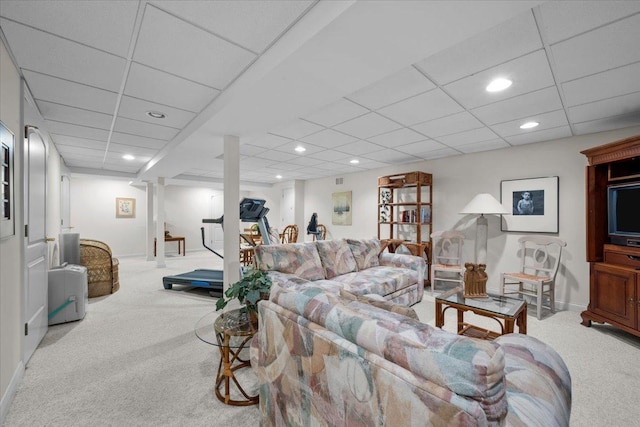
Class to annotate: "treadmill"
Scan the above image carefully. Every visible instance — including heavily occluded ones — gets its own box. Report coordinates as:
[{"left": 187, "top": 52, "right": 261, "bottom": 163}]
[{"left": 162, "top": 198, "right": 271, "bottom": 294}]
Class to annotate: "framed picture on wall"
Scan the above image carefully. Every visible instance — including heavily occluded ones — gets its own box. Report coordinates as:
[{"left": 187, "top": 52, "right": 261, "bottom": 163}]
[
  {"left": 332, "top": 191, "right": 352, "bottom": 225},
  {"left": 116, "top": 197, "right": 136, "bottom": 219},
  {"left": 500, "top": 176, "right": 559, "bottom": 233},
  {"left": 1, "top": 121, "right": 15, "bottom": 239}
]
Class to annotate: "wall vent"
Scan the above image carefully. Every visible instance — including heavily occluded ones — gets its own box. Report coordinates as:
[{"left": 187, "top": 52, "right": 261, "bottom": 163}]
[{"left": 336, "top": 177, "right": 343, "bottom": 185}]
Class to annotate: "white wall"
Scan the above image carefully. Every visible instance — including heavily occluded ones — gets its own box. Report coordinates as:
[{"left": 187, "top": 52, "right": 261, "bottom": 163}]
[
  {"left": 69, "top": 177, "right": 281, "bottom": 257},
  {"left": 305, "top": 126, "right": 640, "bottom": 311},
  {"left": 0, "top": 37, "right": 24, "bottom": 423}
]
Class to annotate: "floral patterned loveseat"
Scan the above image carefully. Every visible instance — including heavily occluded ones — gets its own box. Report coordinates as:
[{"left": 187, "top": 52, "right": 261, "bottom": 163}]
[
  {"left": 250, "top": 283, "right": 572, "bottom": 426},
  {"left": 253, "top": 238, "right": 426, "bottom": 305}
]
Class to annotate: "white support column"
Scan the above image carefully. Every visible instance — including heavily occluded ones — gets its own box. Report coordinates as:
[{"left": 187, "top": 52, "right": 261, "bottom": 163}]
[
  {"left": 146, "top": 181, "right": 154, "bottom": 261},
  {"left": 223, "top": 135, "right": 240, "bottom": 291},
  {"left": 156, "top": 177, "right": 166, "bottom": 268}
]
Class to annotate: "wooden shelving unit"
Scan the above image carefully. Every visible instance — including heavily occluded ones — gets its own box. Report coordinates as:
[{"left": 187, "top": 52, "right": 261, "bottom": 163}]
[{"left": 377, "top": 171, "right": 432, "bottom": 282}]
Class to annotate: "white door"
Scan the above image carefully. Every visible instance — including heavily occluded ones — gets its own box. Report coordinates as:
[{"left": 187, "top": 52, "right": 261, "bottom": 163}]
[
  {"left": 209, "top": 194, "right": 224, "bottom": 250},
  {"left": 23, "top": 126, "right": 48, "bottom": 364},
  {"left": 281, "top": 187, "right": 294, "bottom": 227}
]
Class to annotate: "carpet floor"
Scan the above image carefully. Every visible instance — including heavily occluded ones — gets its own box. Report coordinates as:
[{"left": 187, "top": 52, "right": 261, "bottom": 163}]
[{"left": 3, "top": 250, "right": 640, "bottom": 426}]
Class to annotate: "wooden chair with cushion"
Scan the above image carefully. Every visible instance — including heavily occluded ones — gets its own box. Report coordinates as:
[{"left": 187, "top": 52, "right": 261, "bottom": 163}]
[
  {"left": 79, "top": 239, "right": 120, "bottom": 298},
  {"left": 430, "top": 230, "right": 465, "bottom": 293},
  {"left": 500, "top": 235, "right": 566, "bottom": 320},
  {"left": 312, "top": 224, "right": 327, "bottom": 241},
  {"left": 281, "top": 224, "right": 299, "bottom": 243}
]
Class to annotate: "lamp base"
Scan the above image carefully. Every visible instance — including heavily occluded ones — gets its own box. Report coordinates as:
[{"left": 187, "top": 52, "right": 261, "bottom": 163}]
[{"left": 463, "top": 263, "right": 488, "bottom": 298}]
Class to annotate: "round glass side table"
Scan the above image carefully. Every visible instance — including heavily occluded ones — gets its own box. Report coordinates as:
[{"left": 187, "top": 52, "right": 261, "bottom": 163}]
[{"left": 195, "top": 308, "right": 259, "bottom": 406}]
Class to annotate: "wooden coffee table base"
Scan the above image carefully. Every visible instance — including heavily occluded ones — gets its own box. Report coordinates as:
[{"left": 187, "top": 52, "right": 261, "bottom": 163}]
[{"left": 435, "top": 296, "right": 527, "bottom": 340}]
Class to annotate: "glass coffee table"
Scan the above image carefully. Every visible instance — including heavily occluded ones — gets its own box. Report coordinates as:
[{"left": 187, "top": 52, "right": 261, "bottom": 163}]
[
  {"left": 195, "top": 308, "right": 259, "bottom": 406},
  {"left": 435, "top": 287, "right": 527, "bottom": 340}
]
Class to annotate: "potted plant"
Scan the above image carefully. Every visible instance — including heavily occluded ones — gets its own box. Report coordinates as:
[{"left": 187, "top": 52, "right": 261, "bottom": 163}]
[{"left": 215, "top": 268, "right": 272, "bottom": 326}]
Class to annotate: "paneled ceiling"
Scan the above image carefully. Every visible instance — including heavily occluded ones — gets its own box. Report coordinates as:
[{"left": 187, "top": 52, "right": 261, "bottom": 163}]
[{"left": 1, "top": 1, "right": 639, "bottom": 186}]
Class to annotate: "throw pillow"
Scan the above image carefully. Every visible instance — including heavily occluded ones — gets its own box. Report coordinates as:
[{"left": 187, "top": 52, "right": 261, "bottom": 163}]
[
  {"left": 339, "top": 289, "right": 419, "bottom": 320},
  {"left": 346, "top": 238, "right": 381, "bottom": 270},
  {"left": 315, "top": 239, "right": 358, "bottom": 279}
]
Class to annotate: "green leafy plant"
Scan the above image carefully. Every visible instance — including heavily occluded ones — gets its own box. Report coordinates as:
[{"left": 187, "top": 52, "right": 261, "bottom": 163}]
[{"left": 215, "top": 268, "right": 272, "bottom": 313}]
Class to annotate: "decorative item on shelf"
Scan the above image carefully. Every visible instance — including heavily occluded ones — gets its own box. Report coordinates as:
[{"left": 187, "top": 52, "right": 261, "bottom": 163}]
[
  {"left": 215, "top": 268, "right": 272, "bottom": 328},
  {"left": 463, "top": 262, "right": 488, "bottom": 298}
]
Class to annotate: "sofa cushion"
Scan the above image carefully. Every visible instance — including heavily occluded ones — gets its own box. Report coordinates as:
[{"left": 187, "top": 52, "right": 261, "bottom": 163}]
[
  {"left": 346, "top": 238, "right": 380, "bottom": 270},
  {"left": 331, "top": 266, "right": 417, "bottom": 296},
  {"left": 315, "top": 239, "right": 358, "bottom": 279},
  {"left": 339, "top": 289, "right": 419, "bottom": 320},
  {"left": 254, "top": 242, "right": 325, "bottom": 281}
]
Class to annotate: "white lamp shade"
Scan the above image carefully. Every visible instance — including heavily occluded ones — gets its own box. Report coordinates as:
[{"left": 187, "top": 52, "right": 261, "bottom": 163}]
[{"left": 460, "top": 193, "right": 509, "bottom": 215}]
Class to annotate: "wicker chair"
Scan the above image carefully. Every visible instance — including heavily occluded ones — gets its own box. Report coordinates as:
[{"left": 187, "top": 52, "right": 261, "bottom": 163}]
[{"left": 79, "top": 239, "right": 120, "bottom": 298}]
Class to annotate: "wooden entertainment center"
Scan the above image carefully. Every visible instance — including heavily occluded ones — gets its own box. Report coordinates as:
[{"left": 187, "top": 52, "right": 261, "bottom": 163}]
[{"left": 580, "top": 135, "right": 640, "bottom": 337}]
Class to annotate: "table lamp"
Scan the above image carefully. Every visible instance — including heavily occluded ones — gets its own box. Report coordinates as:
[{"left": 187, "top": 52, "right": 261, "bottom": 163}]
[{"left": 460, "top": 193, "right": 509, "bottom": 264}]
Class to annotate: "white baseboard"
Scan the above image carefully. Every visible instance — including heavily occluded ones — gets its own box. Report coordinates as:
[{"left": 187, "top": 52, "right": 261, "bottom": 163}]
[{"left": 0, "top": 360, "right": 24, "bottom": 424}]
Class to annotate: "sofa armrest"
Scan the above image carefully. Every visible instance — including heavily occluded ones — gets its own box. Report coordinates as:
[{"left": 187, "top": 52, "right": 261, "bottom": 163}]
[{"left": 379, "top": 252, "right": 426, "bottom": 285}]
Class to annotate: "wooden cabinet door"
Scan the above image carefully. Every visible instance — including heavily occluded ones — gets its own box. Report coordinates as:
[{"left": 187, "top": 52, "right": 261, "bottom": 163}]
[{"left": 591, "top": 263, "right": 637, "bottom": 328}]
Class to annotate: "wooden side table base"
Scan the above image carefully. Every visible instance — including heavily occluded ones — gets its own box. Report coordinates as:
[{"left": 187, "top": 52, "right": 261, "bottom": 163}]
[{"left": 215, "top": 333, "right": 258, "bottom": 406}]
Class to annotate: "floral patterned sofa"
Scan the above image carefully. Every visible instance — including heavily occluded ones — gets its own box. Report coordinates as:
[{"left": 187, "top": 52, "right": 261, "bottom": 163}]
[
  {"left": 250, "top": 284, "right": 572, "bottom": 426},
  {"left": 253, "top": 238, "right": 426, "bottom": 305}
]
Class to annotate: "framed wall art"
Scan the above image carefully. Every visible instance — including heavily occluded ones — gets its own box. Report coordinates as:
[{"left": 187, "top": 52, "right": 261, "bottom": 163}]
[
  {"left": 500, "top": 176, "right": 559, "bottom": 233},
  {"left": 116, "top": 197, "right": 136, "bottom": 219},
  {"left": 332, "top": 191, "right": 352, "bottom": 225},
  {"left": 1, "top": 121, "right": 15, "bottom": 239}
]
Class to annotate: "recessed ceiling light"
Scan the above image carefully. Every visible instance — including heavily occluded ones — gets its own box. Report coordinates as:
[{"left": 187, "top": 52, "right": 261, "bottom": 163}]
[
  {"left": 146, "top": 110, "right": 166, "bottom": 119},
  {"left": 350, "top": 159, "right": 360, "bottom": 164},
  {"left": 486, "top": 78, "right": 512, "bottom": 92},
  {"left": 520, "top": 121, "right": 539, "bottom": 129},
  {"left": 294, "top": 146, "right": 306, "bottom": 153},
  {"left": 122, "top": 154, "right": 135, "bottom": 160},
  {"left": 276, "top": 175, "right": 283, "bottom": 179}
]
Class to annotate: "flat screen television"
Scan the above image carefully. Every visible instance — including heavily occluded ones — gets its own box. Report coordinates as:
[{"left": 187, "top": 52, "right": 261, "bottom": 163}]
[{"left": 608, "top": 182, "right": 640, "bottom": 247}]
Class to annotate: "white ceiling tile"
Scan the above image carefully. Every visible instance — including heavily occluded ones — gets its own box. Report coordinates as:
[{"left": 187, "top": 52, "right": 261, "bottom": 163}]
[
  {"left": 114, "top": 117, "right": 179, "bottom": 141},
  {"left": 410, "top": 111, "right": 484, "bottom": 138},
  {"left": 118, "top": 96, "right": 196, "bottom": 129},
  {"left": 300, "top": 129, "right": 358, "bottom": 148},
  {"left": 335, "top": 140, "right": 385, "bottom": 156},
  {"left": 568, "top": 91, "right": 640, "bottom": 124},
  {"left": 490, "top": 109, "right": 569, "bottom": 138},
  {"left": 347, "top": 66, "right": 435, "bottom": 110},
  {"left": 444, "top": 50, "right": 555, "bottom": 109},
  {"left": 366, "top": 128, "right": 426, "bottom": 148},
  {"left": 573, "top": 113, "right": 640, "bottom": 136},
  {"left": 307, "top": 149, "right": 349, "bottom": 162},
  {"left": 50, "top": 134, "right": 106, "bottom": 150},
  {"left": 378, "top": 89, "right": 464, "bottom": 126},
  {"left": 505, "top": 126, "right": 572, "bottom": 146},
  {"left": 472, "top": 86, "right": 563, "bottom": 125},
  {"left": 419, "top": 148, "right": 462, "bottom": 160},
  {"left": 333, "top": 112, "right": 402, "bottom": 139},
  {"left": 110, "top": 132, "right": 168, "bottom": 149},
  {"left": 239, "top": 144, "right": 268, "bottom": 157},
  {"left": 274, "top": 141, "right": 325, "bottom": 156},
  {"left": 108, "top": 143, "right": 158, "bottom": 158},
  {"left": 149, "top": 0, "right": 313, "bottom": 53},
  {"left": 537, "top": 1, "right": 640, "bottom": 44},
  {"left": 456, "top": 139, "right": 510, "bottom": 154},
  {"left": 0, "top": 18, "right": 126, "bottom": 91},
  {"left": 0, "top": 0, "right": 138, "bottom": 57},
  {"left": 395, "top": 140, "right": 447, "bottom": 155},
  {"left": 436, "top": 127, "right": 501, "bottom": 148},
  {"left": 415, "top": 11, "right": 541, "bottom": 85},
  {"left": 303, "top": 98, "right": 369, "bottom": 127},
  {"left": 58, "top": 147, "right": 103, "bottom": 160},
  {"left": 362, "top": 149, "right": 421, "bottom": 164},
  {"left": 285, "top": 156, "right": 326, "bottom": 168},
  {"left": 240, "top": 157, "right": 278, "bottom": 169},
  {"left": 23, "top": 70, "right": 118, "bottom": 115},
  {"left": 125, "top": 63, "right": 219, "bottom": 113},
  {"left": 249, "top": 134, "right": 292, "bottom": 149},
  {"left": 133, "top": 5, "right": 256, "bottom": 89},
  {"left": 551, "top": 14, "right": 640, "bottom": 82},
  {"left": 44, "top": 121, "right": 110, "bottom": 141},
  {"left": 562, "top": 62, "right": 640, "bottom": 107},
  {"left": 349, "top": 159, "right": 389, "bottom": 169},
  {"left": 271, "top": 119, "right": 324, "bottom": 140},
  {"left": 37, "top": 101, "right": 113, "bottom": 129},
  {"left": 256, "top": 150, "right": 297, "bottom": 162}
]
